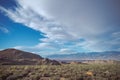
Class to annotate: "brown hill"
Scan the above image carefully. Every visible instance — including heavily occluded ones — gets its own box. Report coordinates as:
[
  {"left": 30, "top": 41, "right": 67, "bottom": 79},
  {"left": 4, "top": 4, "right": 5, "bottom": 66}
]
[
  {"left": 0, "top": 48, "right": 43, "bottom": 60},
  {"left": 0, "top": 48, "right": 60, "bottom": 65}
]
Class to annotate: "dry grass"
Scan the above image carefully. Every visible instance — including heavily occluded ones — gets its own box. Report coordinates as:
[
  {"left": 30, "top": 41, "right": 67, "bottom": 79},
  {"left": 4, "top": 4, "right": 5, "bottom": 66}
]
[{"left": 0, "top": 63, "right": 120, "bottom": 80}]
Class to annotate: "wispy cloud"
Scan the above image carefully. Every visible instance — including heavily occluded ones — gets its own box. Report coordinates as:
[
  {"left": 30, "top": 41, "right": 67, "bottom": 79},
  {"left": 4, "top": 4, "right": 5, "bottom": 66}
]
[
  {"left": 0, "top": 26, "right": 9, "bottom": 33},
  {"left": 0, "top": 0, "right": 120, "bottom": 55}
]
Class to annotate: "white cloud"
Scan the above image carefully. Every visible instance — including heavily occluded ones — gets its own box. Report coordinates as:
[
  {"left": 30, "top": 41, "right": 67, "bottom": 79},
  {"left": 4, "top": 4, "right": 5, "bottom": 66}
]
[
  {"left": 13, "top": 46, "right": 24, "bottom": 49},
  {"left": 0, "top": 26, "right": 9, "bottom": 33},
  {"left": 0, "top": 0, "right": 120, "bottom": 55},
  {"left": 60, "top": 48, "right": 75, "bottom": 54},
  {"left": 112, "top": 32, "right": 120, "bottom": 38}
]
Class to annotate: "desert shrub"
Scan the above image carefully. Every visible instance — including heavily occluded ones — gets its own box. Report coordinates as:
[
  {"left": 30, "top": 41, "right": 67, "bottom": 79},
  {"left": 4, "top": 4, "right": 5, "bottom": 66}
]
[{"left": 0, "top": 63, "right": 120, "bottom": 80}]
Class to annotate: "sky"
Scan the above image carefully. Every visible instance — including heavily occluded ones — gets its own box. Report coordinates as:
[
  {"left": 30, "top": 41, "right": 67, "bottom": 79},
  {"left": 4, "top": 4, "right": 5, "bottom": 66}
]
[{"left": 0, "top": 0, "right": 120, "bottom": 56}]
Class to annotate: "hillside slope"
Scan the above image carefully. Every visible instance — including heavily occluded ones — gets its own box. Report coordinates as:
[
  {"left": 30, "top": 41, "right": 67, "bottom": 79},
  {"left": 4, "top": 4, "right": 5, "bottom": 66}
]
[{"left": 0, "top": 48, "right": 60, "bottom": 65}]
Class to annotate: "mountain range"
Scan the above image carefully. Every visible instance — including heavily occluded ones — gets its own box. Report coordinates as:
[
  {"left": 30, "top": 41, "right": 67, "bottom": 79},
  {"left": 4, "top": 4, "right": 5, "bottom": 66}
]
[
  {"left": 0, "top": 49, "right": 119, "bottom": 65},
  {"left": 47, "top": 51, "right": 120, "bottom": 61}
]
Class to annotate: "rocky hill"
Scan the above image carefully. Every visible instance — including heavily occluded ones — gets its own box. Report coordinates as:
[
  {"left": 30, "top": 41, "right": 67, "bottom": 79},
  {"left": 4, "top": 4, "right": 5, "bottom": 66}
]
[{"left": 0, "top": 48, "right": 60, "bottom": 65}]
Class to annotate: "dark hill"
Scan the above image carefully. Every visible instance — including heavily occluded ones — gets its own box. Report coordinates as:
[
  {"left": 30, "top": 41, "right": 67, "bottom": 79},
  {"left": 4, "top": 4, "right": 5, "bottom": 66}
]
[
  {"left": 0, "top": 48, "right": 43, "bottom": 60},
  {"left": 0, "top": 48, "right": 60, "bottom": 65}
]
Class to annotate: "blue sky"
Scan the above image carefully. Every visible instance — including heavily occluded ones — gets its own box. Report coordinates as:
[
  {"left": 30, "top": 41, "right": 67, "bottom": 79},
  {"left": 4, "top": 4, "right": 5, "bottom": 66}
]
[
  {"left": 0, "top": 0, "right": 120, "bottom": 56},
  {"left": 0, "top": 0, "right": 44, "bottom": 49}
]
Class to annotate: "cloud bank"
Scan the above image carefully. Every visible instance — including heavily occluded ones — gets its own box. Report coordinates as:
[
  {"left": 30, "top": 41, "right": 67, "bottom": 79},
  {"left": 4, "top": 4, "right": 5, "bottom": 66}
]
[{"left": 0, "top": 0, "right": 120, "bottom": 55}]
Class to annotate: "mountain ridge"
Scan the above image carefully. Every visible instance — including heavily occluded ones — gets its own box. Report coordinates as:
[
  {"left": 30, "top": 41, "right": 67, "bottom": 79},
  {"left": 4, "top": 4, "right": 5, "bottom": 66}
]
[
  {"left": 47, "top": 51, "right": 120, "bottom": 60},
  {"left": 0, "top": 48, "right": 60, "bottom": 65},
  {"left": 0, "top": 48, "right": 43, "bottom": 60}
]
